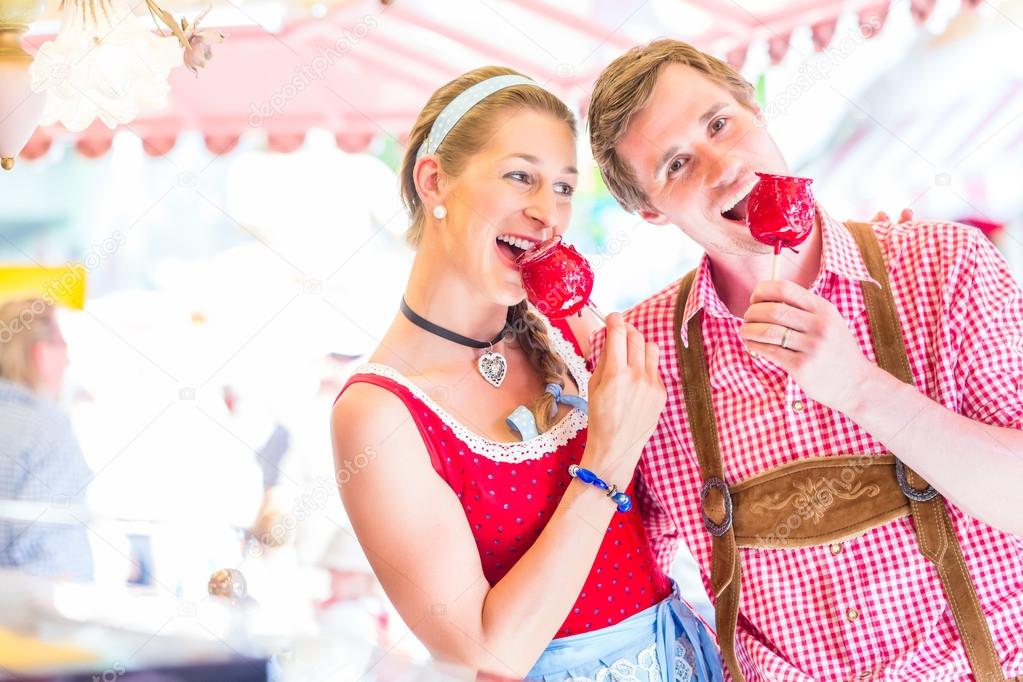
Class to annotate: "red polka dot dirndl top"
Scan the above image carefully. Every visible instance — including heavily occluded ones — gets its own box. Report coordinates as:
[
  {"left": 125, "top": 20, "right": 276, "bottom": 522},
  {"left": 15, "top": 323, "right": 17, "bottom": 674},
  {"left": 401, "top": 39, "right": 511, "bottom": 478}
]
[{"left": 337, "top": 310, "right": 672, "bottom": 638}]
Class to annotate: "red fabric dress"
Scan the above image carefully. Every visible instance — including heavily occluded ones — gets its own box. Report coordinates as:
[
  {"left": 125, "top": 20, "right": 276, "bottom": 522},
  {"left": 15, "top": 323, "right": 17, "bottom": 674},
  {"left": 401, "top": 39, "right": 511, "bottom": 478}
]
[{"left": 337, "top": 311, "right": 672, "bottom": 638}]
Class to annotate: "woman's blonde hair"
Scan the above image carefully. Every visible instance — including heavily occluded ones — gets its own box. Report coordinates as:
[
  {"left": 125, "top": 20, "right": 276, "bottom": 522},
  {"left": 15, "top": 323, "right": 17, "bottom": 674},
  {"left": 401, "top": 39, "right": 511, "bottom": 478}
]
[
  {"left": 0, "top": 298, "right": 58, "bottom": 390},
  {"left": 398, "top": 66, "right": 577, "bottom": 434}
]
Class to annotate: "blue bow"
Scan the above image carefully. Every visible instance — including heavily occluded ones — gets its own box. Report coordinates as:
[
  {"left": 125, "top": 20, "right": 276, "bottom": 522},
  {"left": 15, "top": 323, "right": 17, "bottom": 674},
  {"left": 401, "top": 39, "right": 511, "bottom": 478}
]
[
  {"left": 545, "top": 383, "right": 588, "bottom": 418},
  {"left": 505, "top": 385, "right": 589, "bottom": 441}
]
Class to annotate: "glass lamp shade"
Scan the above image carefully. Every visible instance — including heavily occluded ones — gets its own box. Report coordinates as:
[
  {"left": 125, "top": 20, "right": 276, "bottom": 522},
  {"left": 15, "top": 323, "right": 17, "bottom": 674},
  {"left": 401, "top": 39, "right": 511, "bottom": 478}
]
[
  {"left": 0, "top": 40, "right": 46, "bottom": 170},
  {"left": 29, "top": 0, "right": 182, "bottom": 132}
]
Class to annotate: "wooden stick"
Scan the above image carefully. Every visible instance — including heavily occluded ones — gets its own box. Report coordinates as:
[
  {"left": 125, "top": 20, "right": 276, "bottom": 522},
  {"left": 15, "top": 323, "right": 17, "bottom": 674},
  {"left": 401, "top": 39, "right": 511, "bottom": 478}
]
[
  {"left": 770, "top": 252, "right": 779, "bottom": 281},
  {"left": 585, "top": 299, "right": 607, "bottom": 324}
]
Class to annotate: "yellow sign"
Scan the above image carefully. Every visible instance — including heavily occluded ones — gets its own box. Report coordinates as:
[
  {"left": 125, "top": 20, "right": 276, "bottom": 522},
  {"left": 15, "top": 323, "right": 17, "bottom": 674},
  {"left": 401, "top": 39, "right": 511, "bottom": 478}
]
[
  {"left": 0, "top": 626, "right": 98, "bottom": 673},
  {"left": 0, "top": 265, "right": 88, "bottom": 310}
]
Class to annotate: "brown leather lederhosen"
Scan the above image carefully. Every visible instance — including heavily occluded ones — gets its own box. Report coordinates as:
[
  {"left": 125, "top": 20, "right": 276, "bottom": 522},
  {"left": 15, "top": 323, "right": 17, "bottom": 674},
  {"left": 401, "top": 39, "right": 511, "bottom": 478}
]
[{"left": 672, "top": 221, "right": 1011, "bottom": 681}]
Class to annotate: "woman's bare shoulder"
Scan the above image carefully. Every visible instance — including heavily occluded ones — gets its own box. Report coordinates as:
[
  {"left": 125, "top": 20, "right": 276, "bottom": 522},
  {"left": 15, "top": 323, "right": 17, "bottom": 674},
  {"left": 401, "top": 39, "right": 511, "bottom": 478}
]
[{"left": 331, "top": 380, "right": 420, "bottom": 459}]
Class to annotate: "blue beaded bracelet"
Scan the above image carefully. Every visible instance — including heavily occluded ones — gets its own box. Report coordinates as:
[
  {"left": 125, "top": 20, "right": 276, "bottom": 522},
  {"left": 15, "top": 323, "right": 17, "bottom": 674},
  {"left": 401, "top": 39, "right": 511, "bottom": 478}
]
[{"left": 568, "top": 464, "right": 632, "bottom": 512}]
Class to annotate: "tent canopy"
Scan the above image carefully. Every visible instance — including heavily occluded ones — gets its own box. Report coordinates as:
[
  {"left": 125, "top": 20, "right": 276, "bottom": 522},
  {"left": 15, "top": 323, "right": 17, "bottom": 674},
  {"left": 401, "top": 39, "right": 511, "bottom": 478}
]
[{"left": 19, "top": 0, "right": 985, "bottom": 159}]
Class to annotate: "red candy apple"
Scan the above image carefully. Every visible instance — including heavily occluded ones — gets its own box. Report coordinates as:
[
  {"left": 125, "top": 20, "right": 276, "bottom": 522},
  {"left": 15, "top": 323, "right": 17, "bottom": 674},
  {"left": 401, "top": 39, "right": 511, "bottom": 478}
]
[
  {"left": 516, "top": 236, "right": 596, "bottom": 320},
  {"left": 746, "top": 172, "right": 815, "bottom": 255}
]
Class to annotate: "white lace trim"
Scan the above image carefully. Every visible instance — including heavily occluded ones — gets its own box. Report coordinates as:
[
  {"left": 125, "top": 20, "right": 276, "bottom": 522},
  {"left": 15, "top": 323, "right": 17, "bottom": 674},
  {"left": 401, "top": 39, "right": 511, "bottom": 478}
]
[
  {"left": 353, "top": 307, "right": 591, "bottom": 464},
  {"left": 565, "top": 641, "right": 694, "bottom": 682}
]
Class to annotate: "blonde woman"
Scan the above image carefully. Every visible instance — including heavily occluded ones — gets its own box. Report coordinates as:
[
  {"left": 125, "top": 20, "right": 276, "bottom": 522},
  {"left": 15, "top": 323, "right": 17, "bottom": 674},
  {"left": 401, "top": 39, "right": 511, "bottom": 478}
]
[{"left": 330, "top": 67, "right": 722, "bottom": 681}]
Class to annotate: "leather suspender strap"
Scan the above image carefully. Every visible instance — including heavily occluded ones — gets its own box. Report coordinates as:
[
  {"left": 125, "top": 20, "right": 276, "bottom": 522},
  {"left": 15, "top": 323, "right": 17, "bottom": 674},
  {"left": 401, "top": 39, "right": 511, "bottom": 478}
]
[
  {"left": 846, "top": 221, "right": 1005, "bottom": 681},
  {"left": 673, "top": 269, "right": 745, "bottom": 682}
]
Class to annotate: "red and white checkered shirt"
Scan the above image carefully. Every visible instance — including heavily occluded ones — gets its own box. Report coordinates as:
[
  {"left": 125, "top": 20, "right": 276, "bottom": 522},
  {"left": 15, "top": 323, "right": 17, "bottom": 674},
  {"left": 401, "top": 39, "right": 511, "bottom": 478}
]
[{"left": 591, "top": 212, "right": 1023, "bottom": 681}]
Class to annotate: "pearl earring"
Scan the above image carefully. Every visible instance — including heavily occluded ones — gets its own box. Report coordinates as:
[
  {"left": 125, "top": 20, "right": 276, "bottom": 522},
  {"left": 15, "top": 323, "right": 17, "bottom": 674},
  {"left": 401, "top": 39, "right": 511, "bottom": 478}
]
[{"left": 433, "top": 205, "right": 447, "bottom": 220}]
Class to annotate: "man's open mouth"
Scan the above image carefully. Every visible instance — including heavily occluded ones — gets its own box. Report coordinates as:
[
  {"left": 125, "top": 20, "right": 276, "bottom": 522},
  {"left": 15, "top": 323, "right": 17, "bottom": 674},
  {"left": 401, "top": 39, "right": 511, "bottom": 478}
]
[{"left": 719, "top": 177, "right": 760, "bottom": 223}]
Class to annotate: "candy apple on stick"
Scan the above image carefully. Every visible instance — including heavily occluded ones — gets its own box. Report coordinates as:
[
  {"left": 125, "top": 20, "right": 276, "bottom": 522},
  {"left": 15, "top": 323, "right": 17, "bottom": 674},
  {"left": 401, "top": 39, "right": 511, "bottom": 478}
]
[
  {"left": 516, "top": 236, "right": 605, "bottom": 323},
  {"left": 746, "top": 172, "right": 815, "bottom": 280}
]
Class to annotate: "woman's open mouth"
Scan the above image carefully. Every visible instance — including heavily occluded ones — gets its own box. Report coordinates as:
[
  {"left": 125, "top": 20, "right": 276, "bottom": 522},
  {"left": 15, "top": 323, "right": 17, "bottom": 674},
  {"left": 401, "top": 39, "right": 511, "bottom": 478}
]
[{"left": 495, "top": 234, "right": 538, "bottom": 267}]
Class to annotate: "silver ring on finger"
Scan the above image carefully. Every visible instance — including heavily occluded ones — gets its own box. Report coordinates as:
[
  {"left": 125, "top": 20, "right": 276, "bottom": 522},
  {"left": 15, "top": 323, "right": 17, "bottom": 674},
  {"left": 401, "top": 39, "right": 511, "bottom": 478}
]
[{"left": 780, "top": 327, "right": 792, "bottom": 350}]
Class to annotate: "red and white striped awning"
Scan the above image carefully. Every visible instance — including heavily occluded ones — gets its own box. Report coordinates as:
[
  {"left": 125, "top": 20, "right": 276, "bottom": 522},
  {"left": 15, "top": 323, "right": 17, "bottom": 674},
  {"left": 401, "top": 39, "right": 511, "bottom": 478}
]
[{"left": 18, "top": 0, "right": 989, "bottom": 161}]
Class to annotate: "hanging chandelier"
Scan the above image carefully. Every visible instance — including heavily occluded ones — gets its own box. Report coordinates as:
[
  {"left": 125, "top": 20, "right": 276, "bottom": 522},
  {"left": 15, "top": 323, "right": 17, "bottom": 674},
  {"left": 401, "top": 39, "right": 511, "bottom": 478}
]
[{"left": 0, "top": 0, "right": 224, "bottom": 171}]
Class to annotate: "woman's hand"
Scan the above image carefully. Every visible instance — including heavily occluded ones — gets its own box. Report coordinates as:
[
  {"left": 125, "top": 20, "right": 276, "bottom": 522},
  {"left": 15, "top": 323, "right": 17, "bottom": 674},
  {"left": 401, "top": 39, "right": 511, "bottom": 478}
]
[{"left": 581, "top": 313, "right": 666, "bottom": 486}]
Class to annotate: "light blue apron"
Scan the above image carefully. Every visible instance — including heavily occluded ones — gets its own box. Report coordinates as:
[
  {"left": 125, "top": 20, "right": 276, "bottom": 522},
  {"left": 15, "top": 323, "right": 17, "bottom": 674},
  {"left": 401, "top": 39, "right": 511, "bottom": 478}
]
[{"left": 527, "top": 580, "right": 724, "bottom": 682}]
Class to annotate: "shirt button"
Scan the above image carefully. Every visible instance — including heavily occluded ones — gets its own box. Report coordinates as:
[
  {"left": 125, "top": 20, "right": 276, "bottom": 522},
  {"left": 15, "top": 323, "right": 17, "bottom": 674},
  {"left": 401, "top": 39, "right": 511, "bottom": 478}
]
[
  {"left": 846, "top": 607, "right": 860, "bottom": 621},
  {"left": 857, "top": 670, "right": 873, "bottom": 679},
  {"left": 830, "top": 543, "right": 843, "bottom": 555},
  {"left": 791, "top": 400, "right": 806, "bottom": 413}
]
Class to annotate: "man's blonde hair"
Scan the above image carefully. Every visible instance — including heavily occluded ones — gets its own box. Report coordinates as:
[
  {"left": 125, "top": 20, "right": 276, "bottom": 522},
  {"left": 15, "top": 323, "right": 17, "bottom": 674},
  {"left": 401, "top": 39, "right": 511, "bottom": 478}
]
[{"left": 588, "top": 38, "right": 757, "bottom": 213}]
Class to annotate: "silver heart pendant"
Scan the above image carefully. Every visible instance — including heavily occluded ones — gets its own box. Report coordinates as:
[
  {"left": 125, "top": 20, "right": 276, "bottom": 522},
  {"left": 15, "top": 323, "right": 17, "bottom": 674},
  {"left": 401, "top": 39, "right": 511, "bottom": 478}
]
[{"left": 477, "top": 351, "right": 507, "bottom": 388}]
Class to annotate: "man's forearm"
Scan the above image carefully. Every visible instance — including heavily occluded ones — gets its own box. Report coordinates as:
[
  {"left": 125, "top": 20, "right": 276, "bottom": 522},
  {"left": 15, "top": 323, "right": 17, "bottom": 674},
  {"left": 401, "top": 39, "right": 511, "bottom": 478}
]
[{"left": 841, "top": 366, "right": 1023, "bottom": 537}]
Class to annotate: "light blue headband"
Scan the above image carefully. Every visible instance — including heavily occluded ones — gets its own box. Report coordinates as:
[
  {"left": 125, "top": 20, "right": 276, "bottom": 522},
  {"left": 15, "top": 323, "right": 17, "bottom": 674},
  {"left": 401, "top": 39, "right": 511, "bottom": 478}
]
[{"left": 416, "top": 75, "right": 542, "bottom": 161}]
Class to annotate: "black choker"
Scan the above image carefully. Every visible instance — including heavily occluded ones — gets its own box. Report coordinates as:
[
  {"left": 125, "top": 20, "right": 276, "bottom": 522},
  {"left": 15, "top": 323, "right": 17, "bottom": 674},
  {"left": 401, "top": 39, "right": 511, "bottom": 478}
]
[{"left": 400, "top": 298, "right": 511, "bottom": 388}]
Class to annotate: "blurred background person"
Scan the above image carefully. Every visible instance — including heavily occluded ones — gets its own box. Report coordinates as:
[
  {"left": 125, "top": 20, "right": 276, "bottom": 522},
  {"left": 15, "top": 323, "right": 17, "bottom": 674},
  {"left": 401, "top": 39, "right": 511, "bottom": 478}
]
[
  {"left": 243, "top": 345, "right": 399, "bottom": 649},
  {"left": 0, "top": 298, "right": 93, "bottom": 581}
]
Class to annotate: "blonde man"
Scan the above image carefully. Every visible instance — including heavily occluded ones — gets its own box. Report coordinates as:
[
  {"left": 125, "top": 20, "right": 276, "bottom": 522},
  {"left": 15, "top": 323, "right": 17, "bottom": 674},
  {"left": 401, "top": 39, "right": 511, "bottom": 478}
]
[
  {"left": 588, "top": 39, "right": 1023, "bottom": 681},
  {"left": 0, "top": 299, "right": 93, "bottom": 581}
]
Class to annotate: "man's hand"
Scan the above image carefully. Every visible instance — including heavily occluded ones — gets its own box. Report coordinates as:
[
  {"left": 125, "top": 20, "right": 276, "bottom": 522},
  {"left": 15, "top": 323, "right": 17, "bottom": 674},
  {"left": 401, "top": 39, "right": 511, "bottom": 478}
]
[{"left": 740, "top": 279, "right": 881, "bottom": 412}]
